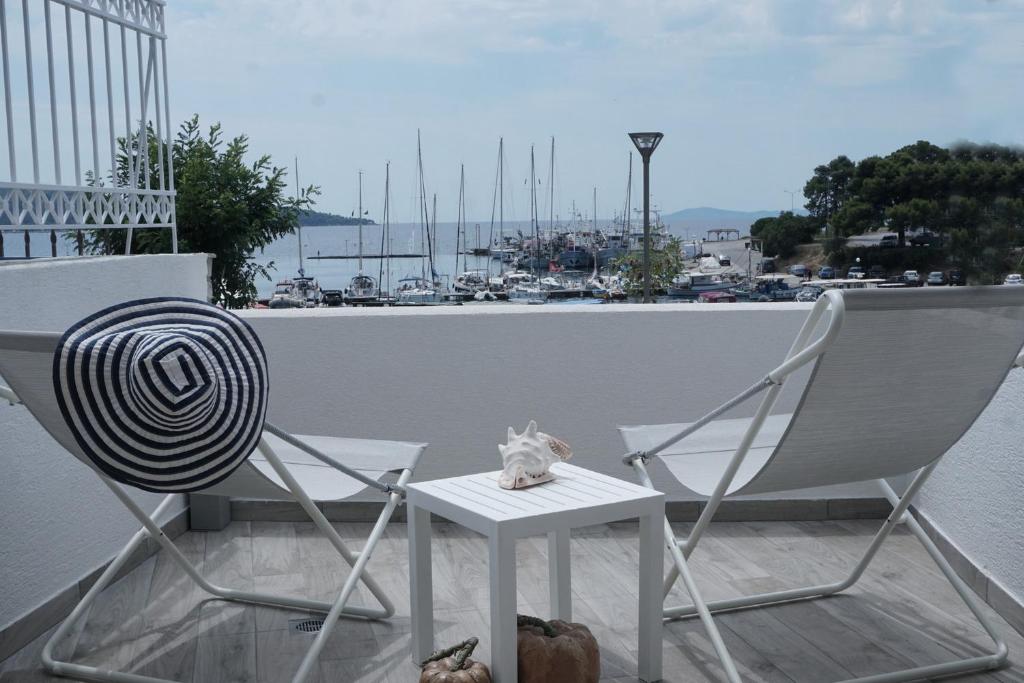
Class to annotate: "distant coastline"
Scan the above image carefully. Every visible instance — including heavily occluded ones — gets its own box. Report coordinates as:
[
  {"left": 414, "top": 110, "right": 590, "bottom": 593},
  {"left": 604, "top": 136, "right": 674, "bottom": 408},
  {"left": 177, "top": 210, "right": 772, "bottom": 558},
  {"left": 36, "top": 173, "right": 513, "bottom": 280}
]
[{"left": 298, "top": 209, "right": 377, "bottom": 226}]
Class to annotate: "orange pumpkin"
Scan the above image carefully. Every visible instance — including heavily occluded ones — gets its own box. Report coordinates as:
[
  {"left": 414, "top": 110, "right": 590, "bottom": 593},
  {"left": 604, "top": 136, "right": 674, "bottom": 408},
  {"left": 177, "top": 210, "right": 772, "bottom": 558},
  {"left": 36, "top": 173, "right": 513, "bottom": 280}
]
[
  {"left": 516, "top": 615, "right": 600, "bottom": 683},
  {"left": 419, "top": 637, "right": 492, "bottom": 683}
]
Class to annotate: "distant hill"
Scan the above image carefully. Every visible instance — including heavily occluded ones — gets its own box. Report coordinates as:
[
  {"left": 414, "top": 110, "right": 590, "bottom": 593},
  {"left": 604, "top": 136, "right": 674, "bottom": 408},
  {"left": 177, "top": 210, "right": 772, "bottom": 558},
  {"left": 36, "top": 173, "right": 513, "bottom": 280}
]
[
  {"left": 298, "top": 209, "right": 376, "bottom": 227},
  {"left": 661, "top": 207, "right": 785, "bottom": 222}
]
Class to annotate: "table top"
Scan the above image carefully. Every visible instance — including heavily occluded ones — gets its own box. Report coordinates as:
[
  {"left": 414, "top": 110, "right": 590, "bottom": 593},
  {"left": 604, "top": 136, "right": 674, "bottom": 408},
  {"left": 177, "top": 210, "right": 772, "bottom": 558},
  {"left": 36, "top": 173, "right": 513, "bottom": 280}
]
[{"left": 406, "top": 463, "right": 664, "bottom": 536}]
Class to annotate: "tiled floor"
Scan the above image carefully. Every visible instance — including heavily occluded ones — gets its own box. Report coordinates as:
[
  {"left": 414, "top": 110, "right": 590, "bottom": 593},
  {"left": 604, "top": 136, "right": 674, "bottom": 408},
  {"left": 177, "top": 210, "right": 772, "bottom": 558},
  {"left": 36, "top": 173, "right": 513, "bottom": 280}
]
[{"left": 2, "top": 519, "right": 1022, "bottom": 682}]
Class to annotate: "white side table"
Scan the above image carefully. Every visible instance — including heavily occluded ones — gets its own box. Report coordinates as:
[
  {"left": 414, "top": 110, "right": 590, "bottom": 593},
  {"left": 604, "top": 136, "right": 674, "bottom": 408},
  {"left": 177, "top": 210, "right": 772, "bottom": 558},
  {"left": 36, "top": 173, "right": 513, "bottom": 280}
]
[{"left": 407, "top": 462, "right": 665, "bottom": 683}]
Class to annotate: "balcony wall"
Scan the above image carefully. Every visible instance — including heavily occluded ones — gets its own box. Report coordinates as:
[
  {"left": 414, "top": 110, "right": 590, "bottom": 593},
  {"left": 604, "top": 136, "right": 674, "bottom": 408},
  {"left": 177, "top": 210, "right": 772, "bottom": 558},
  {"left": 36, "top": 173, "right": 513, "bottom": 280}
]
[
  {"left": 0, "top": 254, "right": 211, "bottom": 634},
  {"left": 239, "top": 304, "right": 871, "bottom": 502}
]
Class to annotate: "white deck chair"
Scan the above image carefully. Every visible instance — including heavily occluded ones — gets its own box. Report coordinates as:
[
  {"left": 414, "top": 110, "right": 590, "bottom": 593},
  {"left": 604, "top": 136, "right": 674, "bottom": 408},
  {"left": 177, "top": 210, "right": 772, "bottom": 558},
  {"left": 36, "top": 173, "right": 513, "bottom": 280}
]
[
  {"left": 619, "top": 287, "right": 1024, "bottom": 683},
  {"left": 0, "top": 304, "right": 426, "bottom": 683}
]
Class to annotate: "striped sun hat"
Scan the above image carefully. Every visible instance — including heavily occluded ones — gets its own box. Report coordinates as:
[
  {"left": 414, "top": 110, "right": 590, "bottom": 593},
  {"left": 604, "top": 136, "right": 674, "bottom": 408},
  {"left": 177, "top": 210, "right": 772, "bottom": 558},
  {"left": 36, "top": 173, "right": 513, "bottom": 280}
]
[{"left": 53, "top": 297, "right": 269, "bottom": 493}]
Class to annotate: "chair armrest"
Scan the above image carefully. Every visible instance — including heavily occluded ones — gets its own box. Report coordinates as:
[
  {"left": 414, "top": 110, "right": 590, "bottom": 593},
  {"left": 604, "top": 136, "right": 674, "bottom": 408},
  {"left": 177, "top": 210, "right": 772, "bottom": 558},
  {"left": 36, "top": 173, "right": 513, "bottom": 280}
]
[{"left": 0, "top": 384, "right": 20, "bottom": 406}]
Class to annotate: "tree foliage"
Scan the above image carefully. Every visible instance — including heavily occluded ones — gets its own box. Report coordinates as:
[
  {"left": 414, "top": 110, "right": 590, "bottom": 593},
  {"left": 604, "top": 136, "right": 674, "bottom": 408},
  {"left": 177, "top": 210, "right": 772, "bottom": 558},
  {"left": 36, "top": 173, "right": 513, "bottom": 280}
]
[
  {"left": 750, "top": 211, "right": 818, "bottom": 259},
  {"left": 83, "top": 116, "right": 318, "bottom": 307},
  {"left": 613, "top": 237, "right": 685, "bottom": 296},
  {"left": 801, "top": 141, "right": 1024, "bottom": 280}
]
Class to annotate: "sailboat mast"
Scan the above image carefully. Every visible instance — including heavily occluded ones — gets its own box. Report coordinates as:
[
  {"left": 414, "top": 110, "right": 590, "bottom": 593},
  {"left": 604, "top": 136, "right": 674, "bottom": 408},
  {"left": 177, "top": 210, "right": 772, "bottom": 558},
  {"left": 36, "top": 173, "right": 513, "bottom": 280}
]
[
  {"left": 499, "top": 138, "right": 504, "bottom": 263},
  {"left": 379, "top": 161, "right": 391, "bottom": 299},
  {"left": 549, "top": 137, "right": 555, "bottom": 232},
  {"left": 417, "top": 130, "right": 427, "bottom": 282},
  {"left": 357, "top": 170, "right": 364, "bottom": 274},
  {"left": 456, "top": 164, "right": 464, "bottom": 279},
  {"left": 431, "top": 193, "right": 438, "bottom": 285},
  {"left": 624, "top": 152, "right": 633, "bottom": 241},
  {"left": 295, "top": 156, "right": 304, "bottom": 277},
  {"left": 530, "top": 145, "right": 537, "bottom": 278}
]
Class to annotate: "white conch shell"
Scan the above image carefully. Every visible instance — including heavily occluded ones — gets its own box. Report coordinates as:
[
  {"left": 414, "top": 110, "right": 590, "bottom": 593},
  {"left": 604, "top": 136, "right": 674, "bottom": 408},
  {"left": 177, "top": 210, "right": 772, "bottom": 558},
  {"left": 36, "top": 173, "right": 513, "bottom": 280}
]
[{"left": 498, "top": 420, "right": 573, "bottom": 490}]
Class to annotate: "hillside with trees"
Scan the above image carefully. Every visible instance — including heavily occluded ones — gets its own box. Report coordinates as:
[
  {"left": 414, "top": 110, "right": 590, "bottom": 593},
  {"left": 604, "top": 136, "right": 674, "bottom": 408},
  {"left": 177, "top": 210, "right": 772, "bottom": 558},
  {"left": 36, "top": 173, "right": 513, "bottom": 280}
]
[{"left": 752, "top": 141, "right": 1024, "bottom": 283}]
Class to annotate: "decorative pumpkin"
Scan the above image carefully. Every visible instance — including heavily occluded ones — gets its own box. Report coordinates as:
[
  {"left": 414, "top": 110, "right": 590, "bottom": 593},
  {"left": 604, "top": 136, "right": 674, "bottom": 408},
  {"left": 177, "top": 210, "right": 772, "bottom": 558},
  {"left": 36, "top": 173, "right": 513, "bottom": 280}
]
[
  {"left": 419, "top": 637, "right": 492, "bottom": 683},
  {"left": 516, "top": 614, "right": 600, "bottom": 683}
]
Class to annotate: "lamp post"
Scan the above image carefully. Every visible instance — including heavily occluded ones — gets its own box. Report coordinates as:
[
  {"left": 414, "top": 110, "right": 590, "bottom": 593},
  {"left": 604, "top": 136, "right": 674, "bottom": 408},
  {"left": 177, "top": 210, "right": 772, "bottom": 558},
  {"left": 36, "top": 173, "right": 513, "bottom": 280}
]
[
  {"left": 629, "top": 132, "right": 663, "bottom": 303},
  {"left": 784, "top": 189, "right": 797, "bottom": 214}
]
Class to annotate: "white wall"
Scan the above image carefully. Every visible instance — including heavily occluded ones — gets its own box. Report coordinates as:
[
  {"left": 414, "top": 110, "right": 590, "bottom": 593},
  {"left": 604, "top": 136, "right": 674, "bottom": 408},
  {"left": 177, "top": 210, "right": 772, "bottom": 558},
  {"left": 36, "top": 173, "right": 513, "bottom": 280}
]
[
  {"left": 0, "top": 254, "right": 211, "bottom": 630},
  {"left": 241, "top": 303, "right": 877, "bottom": 502},
  {"left": 915, "top": 369, "right": 1024, "bottom": 606}
]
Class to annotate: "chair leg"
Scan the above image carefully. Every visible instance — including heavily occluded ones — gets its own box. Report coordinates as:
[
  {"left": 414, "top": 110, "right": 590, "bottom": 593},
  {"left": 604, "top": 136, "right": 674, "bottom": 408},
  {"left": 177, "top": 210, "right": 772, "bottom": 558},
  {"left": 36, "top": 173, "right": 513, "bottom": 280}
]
[
  {"left": 291, "top": 488, "right": 405, "bottom": 683},
  {"left": 42, "top": 497, "right": 186, "bottom": 683},
  {"left": 662, "top": 463, "right": 1008, "bottom": 682},
  {"left": 255, "top": 436, "right": 400, "bottom": 619}
]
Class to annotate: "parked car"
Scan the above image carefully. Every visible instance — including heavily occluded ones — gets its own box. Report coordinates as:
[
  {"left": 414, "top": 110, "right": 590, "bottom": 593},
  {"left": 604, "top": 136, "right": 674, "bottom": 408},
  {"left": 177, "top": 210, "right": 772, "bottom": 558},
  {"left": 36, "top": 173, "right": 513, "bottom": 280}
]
[
  {"left": 847, "top": 266, "right": 865, "bottom": 279},
  {"left": 868, "top": 265, "right": 886, "bottom": 279},
  {"left": 926, "top": 271, "right": 946, "bottom": 286},
  {"left": 321, "top": 289, "right": 345, "bottom": 307},
  {"left": 948, "top": 269, "right": 966, "bottom": 286},
  {"left": 818, "top": 265, "right": 836, "bottom": 279},
  {"left": 911, "top": 231, "right": 941, "bottom": 247},
  {"left": 879, "top": 233, "right": 899, "bottom": 248},
  {"left": 1005, "top": 274, "right": 1023, "bottom": 286},
  {"left": 787, "top": 264, "right": 809, "bottom": 278},
  {"left": 759, "top": 258, "right": 776, "bottom": 274},
  {"left": 717, "top": 254, "right": 731, "bottom": 267},
  {"left": 903, "top": 270, "right": 922, "bottom": 286}
]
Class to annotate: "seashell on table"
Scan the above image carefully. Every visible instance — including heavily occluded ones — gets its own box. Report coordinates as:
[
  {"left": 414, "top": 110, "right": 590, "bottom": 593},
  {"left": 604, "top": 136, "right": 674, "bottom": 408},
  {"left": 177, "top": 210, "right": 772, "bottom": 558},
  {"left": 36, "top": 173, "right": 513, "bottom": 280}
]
[{"left": 497, "top": 420, "right": 573, "bottom": 490}]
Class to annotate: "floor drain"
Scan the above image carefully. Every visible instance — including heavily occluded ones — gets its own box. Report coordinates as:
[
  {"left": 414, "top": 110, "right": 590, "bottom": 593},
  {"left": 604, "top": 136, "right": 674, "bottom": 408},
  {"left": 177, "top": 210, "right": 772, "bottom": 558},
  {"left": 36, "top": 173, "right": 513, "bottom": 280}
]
[{"left": 289, "top": 618, "right": 325, "bottom": 634}]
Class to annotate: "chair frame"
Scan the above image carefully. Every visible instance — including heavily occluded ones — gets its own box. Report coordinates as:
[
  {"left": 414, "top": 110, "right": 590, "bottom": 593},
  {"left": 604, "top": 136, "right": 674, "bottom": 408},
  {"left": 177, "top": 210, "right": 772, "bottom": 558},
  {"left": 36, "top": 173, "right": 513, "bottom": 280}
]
[
  {"left": 3, "top": 377, "right": 419, "bottom": 683},
  {"left": 623, "top": 291, "right": 1016, "bottom": 683}
]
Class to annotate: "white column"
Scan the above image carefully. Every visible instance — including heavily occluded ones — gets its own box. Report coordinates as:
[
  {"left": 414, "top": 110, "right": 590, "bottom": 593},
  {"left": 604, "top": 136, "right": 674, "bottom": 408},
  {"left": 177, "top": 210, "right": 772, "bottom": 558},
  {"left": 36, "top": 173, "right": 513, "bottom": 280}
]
[
  {"left": 638, "top": 510, "right": 664, "bottom": 682},
  {"left": 408, "top": 503, "right": 434, "bottom": 664},
  {"left": 488, "top": 531, "right": 517, "bottom": 683},
  {"left": 547, "top": 527, "right": 571, "bottom": 621}
]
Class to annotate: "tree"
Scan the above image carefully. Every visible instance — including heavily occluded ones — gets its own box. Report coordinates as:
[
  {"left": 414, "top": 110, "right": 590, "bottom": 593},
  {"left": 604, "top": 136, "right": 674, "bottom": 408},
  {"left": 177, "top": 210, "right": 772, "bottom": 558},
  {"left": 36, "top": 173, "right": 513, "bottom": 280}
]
[
  {"left": 84, "top": 116, "right": 317, "bottom": 307},
  {"left": 803, "top": 155, "right": 855, "bottom": 231},
  {"left": 613, "top": 237, "right": 685, "bottom": 296},
  {"left": 750, "top": 211, "right": 817, "bottom": 259}
]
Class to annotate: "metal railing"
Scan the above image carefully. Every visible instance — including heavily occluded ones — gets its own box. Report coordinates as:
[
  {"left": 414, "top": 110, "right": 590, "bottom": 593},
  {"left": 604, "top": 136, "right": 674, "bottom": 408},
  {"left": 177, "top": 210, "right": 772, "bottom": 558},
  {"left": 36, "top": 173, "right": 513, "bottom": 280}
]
[{"left": 0, "top": 0, "right": 175, "bottom": 257}]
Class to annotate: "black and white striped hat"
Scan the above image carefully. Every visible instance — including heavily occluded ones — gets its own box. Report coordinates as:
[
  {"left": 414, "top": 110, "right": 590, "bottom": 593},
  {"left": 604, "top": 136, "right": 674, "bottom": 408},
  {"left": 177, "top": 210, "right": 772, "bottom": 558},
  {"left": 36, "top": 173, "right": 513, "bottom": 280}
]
[{"left": 53, "top": 298, "right": 269, "bottom": 493}]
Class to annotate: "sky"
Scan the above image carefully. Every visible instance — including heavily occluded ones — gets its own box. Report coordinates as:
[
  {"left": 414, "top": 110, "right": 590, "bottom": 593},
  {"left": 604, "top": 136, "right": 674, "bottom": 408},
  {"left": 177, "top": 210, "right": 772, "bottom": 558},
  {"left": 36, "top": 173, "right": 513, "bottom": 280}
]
[{"left": 4, "top": 1, "right": 1024, "bottom": 223}]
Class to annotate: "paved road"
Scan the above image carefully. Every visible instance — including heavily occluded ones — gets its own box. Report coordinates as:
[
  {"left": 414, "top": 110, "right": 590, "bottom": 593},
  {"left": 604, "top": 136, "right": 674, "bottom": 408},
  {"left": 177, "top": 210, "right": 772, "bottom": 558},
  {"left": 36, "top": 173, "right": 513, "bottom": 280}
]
[{"left": 692, "top": 238, "right": 762, "bottom": 276}]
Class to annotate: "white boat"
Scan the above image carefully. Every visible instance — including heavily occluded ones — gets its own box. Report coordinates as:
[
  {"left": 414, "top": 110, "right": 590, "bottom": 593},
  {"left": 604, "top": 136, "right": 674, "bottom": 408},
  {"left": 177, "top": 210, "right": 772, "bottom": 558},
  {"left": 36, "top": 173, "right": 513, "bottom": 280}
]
[
  {"left": 344, "top": 273, "right": 380, "bottom": 304},
  {"left": 396, "top": 277, "right": 441, "bottom": 305},
  {"left": 508, "top": 284, "right": 548, "bottom": 304},
  {"left": 269, "top": 277, "right": 320, "bottom": 308},
  {"left": 453, "top": 269, "right": 489, "bottom": 293},
  {"left": 667, "top": 271, "right": 733, "bottom": 298}
]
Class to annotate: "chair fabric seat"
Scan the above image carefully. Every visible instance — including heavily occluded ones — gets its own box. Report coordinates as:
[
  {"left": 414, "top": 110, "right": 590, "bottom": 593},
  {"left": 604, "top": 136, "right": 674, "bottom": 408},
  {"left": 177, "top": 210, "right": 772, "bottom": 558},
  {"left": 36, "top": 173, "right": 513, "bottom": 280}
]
[
  {"left": 202, "top": 432, "right": 426, "bottom": 502},
  {"left": 620, "top": 415, "right": 792, "bottom": 497}
]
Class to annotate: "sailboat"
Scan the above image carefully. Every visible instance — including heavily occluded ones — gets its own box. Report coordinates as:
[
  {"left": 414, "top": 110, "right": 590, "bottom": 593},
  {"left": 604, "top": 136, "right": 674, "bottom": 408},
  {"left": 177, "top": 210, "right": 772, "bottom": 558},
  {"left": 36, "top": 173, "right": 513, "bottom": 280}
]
[
  {"left": 344, "top": 171, "right": 380, "bottom": 305},
  {"left": 270, "top": 157, "right": 321, "bottom": 308},
  {"left": 398, "top": 131, "right": 442, "bottom": 305},
  {"left": 509, "top": 145, "right": 548, "bottom": 304},
  {"left": 452, "top": 165, "right": 488, "bottom": 296}
]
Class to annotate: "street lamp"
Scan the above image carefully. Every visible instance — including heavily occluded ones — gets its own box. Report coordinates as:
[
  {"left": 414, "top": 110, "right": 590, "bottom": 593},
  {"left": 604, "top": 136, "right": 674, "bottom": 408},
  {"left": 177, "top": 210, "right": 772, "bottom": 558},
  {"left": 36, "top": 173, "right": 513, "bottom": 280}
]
[
  {"left": 629, "top": 132, "right": 663, "bottom": 303},
  {"left": 784, "top": 189, "right": 797, "bottom": 214}
]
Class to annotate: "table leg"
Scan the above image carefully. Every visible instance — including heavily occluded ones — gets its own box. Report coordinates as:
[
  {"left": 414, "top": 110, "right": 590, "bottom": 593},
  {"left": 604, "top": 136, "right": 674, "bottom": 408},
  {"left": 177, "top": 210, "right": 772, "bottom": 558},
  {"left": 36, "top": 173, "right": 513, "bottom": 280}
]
[
  {"left": 409, "top": 503, "right": 434, "bottom": 664},
  {"left": 489, "top": 532, "right": 517, "bottom": 683},
  {"left": 547, "top": 527, "right": 571, "bottom": 621},
  {"left": 638, "top": 511, "right": 664, "bottom": 682}
]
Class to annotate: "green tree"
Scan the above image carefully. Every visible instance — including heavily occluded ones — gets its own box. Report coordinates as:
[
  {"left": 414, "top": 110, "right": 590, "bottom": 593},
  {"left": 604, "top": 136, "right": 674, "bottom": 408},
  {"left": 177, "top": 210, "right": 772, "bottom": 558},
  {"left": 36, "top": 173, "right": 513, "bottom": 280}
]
[
  {"left": 803, "top": 155, "right": 855, "bottom": 230},
  {"left": 613, "top": 237, "right": 685, "bottom": 296},
  {"left": 84, "top": 116, "right": 317, "bottom": 307},
  {"left": 750, "top": 211, "right": 817, "bottom": 259}
]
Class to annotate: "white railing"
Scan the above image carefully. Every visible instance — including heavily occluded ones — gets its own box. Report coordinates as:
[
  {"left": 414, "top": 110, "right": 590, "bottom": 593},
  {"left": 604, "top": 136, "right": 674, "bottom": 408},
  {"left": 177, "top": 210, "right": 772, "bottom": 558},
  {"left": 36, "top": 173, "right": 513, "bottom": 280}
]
[{"left": 0, "top": 0, "right": 175, "bottom": 256}]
